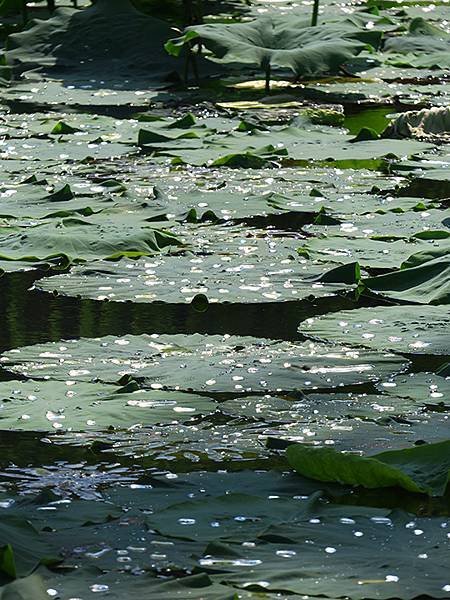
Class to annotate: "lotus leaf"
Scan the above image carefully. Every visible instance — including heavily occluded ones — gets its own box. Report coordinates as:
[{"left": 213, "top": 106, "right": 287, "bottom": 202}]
[
  {"left": 363, "top": 254, "right": 450, "bottom": 304},
  {"left": 299, "top": 305, "right": 450, "bottom": 355},
  {"left": 219, "top": 512, "right": 450, "bottom": 598},
  {"left": 383, "top": 18, "right": 450, "bottom": 69},
  {"left": 377, "top": 372, "right": 450, "bottom": 407},
  {"left": 0, "top": 216, "right": 181, "bottom": 265},
  {"left": 34, "top": 254, "right": 360, "bottom": 304},
  {"left": 0, "top": 333, "right": 408, "bottom": 392},
  {"left": 0, "top": 517, "right": 58, "bottom": 579},
  {"left": 0, "top": 575, "right": 49, "bottom": 600},
  {"left": 142, "top": 122, "right": 434, "bottom": 168},
  {"left": 6, "top": 0, "right": 182, "bottom": 86},
  {"left": 287, "top": 440, "right": 450, "bottom": 495},
  {"left": 0, "top": 380, "right": 216, "bottom": 432},
  {"left": 304, "top": 208, "right": 450, "bottom": 239},
  {"left": 298, "top": 235, "right": 441, "bottom": 270},
  {"left": 166, "top": 15, "right": 382, "bottom": 90}
]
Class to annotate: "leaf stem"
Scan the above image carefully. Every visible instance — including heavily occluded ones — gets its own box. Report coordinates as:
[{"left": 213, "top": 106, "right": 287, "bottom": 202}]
[
  {"left": 311, "top": 0, "right": 320, "bottom": 26},
  {"left": 265, "top": 62, "right": 271, "bottom": 93}
]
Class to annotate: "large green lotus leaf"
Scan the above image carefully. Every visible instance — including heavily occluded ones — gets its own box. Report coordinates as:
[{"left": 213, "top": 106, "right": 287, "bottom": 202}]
[
  {"left": 363, "top": 255, "right": 450, "bottom": 304},
  {"left": 172, "top": 224, "right": 305, "bottom": 257},
  {"left": 0, "top": 333, "right": 408, "bottom": 393},
  {"left": 152, "top": 188, "right": 325, "bottom": 222},
  {"left": 301, "top": 78, "right": 450, "bottom": 105},
  {"left": 304, "top": 208, "right": 450, "bottom": 239},
  {"left": 147, "top": 124, "right": 434, "bottom": 168},
  {"left": 5, "top": 0, "right": 181, "bottom": 85},
  {"left": 146, "top": 492, "right": 318, "bottom": 542},
  {"left": 383, "top": 18, "right": 450, "bottom": 69},
  {"left": 45, "top": 422, "right": 277, "bottom": 469},
  {"left": 0, "top": 380, "right": 215, "bottom": 432},
  {"left": 287, "top": 440, "right": 450, "bottom": 495},
  {"left": 0, "top": 575, "right": 49, "bottom": 600},
  {"left": 0, "top": 136, "right": 136, "bottom": 163},
  {"left": 299, "top": 235, "right": 442, "bottom": 270},
  {"left": 0, "top": 182, "right": 111, "bottom": 220},
  {"left": 3, "top": 79, "right": 164, "bottom": 110},
  {"left": 0, "top": 177, "right": 175, "bottom": 222},
  {"left": 2, "top": 492, "right": 122, "bottom": 530},
  {"left": 0, "top": 517, "right": 58, "bottom": 579},
  {"left": 222, "top": 391, "right": 424, "bottom": 424},
  {"left": 48, "top": 402, "right": 449, "bottom": 461},
  {"left": 166, "top": 16, "right": 381, "bottom": 78},
  {"left": 299, "top": 305, "right": 450, "bottom": 355},
  {"left": 219, "top": 512, "right": 450, "bottom": 599},
  {"left": 377, "top": 372, "right": 450, "bottom": 407},
  {"left": 267, "top": 408, "right": 450, "bottom": 453},
  {"left": 140, "top": 186, "right": 429, "bottom": 224},
  {"left": 1, "top": 111, "right": 143, "bottom": 145},
  {"left": 35, "top": 254, "right": 359, "bottom": 304},
  {"left": 0, "top": 216, "right": 181, "bottom": 264},
  {"left": 39, "top": 569, "right": 268, "bottom": 600},
  {"left": 140, "top": 165, "right": 405, "bottom": 197}
]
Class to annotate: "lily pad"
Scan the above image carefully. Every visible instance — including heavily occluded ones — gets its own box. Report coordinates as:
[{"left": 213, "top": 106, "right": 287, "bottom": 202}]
[
  {"left": 0, "top": 216, "right": 181, "bottom": 265},
  {"left": 35, "top": 254, "right": 359, "bottom": 304},
  {"left": 0, "top": 333, "right": 408, "bottom": 393},
  {"left": 377, "top": 372, "right": 450, "bottom": 407},
  {"left": 0, "top": 380, "right": 215, "bottom": 432},
  {"left": 299, "top": 235, "right": 443, "bottom": 270},
  {"left": 304, "top": 209, "right": 450, "bottom": 239},
  {"left": 299, "top": 305, "right": 450, "bottom": 355}
]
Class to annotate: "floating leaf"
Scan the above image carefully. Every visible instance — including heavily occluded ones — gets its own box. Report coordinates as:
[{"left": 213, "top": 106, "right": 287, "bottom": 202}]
[
  {"left": 299, "top": 305, "right": 450, "bottom": 355},
  {"left": 0, "top": 380, "right": 215, "bottom": 432},
  {"left": 0, "top": 334, "right": 408, "bottom": 393},
  {"left": 35, "top": 254, "right": 359, "bottom": 304}
]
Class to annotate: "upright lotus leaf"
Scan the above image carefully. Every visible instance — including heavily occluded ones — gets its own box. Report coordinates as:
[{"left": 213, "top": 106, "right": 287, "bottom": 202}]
[
  {"left": 0, "top": 333, "right": 408, "bottom": 393},
  {"left": 383, "top": 106, "right": 450, "bottom": 141},
  {"left": 299, "top": 305, "right": 450, "bottom": 355},
  {"left": 5, "top": 0, "right": 182, "bottom": 86},
  {"left": 363, "top": 255, "right": 450, "bottom": 304},
  {"left": 0, "top": 380, "right": 216, "bottom": 432},
  {"left": 286, "top": 440, "right": 450, "bottom": 496},
  {"left": 383, "top": 18, "right": 450, "bottom": 69},
  {"left": 166, "top": 16, "right": 381, "bottom": 90},
  {"left": 35, "top": 254, "right": 360, "bottom": 304}
]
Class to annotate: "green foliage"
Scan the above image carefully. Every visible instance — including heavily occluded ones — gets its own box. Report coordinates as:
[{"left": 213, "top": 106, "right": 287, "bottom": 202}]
[
  {"left": 166, "top": 15, "right": 382, "bottom": 90},
  {"left": 287, "top": 440, "right": 450, "bottom": 496}
]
